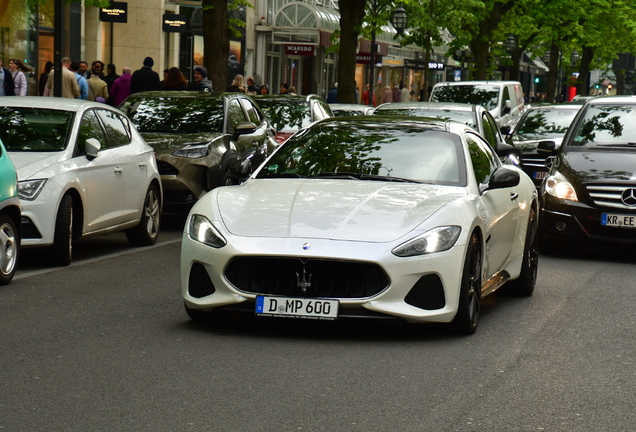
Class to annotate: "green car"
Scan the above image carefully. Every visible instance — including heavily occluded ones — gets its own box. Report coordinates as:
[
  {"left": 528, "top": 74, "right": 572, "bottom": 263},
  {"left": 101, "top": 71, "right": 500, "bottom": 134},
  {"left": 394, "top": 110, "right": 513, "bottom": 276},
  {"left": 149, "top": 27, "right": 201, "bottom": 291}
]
[{"left": 0, "top": 138, "right": 20, "bottom": 285}]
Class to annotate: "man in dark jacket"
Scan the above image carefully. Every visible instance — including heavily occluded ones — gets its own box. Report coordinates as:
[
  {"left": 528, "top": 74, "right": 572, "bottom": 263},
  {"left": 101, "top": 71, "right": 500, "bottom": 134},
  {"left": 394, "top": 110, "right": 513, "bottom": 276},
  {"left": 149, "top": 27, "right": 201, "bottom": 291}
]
[
  {"left": 130, "top": 57, "right": 161, "bottom": 94},
  {"left": 0, "top": 56, "right": 15, "bottom": 96},
  {"left": 188, "top": 66, "right": 213, "bottom": 92},
  {"left": 103, "top": 64, "right": 120, "bottom": 106}
]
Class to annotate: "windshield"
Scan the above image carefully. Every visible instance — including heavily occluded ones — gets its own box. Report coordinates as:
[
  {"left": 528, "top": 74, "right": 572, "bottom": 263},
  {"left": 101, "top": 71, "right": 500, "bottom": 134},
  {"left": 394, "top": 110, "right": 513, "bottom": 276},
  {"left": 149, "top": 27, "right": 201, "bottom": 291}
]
[
  {"left": 376, "top": 108, "right": 477, "bottom": 131},
  {"left": 570, "top": 104, "right": 636, "bottom": 147},
  {"left": 256, "top": 98, "right": 312, "bottom": 132},
  {"left": 0, "top": 107, "right": 74, "bottom": 152},
  {"left": 514, "top": 108, "right": 578, "bottom": 140},
  {"left": 430, "top": 85, "right": 500, "bottom": 111},
  {"left": 119, "top": 97, "right": 224, "bottom": 133},
  {"left": 256, "top": 123, "right": 467, "bottom": 186}
]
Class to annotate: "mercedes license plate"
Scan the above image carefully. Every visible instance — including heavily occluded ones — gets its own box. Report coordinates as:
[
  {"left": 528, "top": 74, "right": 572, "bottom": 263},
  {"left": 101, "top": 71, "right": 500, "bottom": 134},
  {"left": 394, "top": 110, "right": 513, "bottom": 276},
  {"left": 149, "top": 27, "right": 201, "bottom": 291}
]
[
  {"left": 533, "top": 171, "right": 548, "bottom": 180},
  {"left": 256, "top": 296, "right": 339, "bottom": 320},
  {"left": 601, "top": 213, "right": 636, "bottom": 228}
]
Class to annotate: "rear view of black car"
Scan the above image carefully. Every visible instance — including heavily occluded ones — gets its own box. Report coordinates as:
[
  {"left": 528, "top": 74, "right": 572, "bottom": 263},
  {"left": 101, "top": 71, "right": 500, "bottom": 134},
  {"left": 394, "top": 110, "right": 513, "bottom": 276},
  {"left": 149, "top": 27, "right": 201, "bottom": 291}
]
[{"left": 540, "top": 96, "right": 636, "bottom": 246}]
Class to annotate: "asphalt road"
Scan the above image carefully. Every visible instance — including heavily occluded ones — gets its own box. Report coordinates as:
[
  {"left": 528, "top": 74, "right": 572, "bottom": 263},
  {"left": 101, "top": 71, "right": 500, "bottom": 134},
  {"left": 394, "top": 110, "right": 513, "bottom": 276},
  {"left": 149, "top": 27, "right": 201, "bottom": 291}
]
[{"left": 2, "top": 222, "right": 636, "bottom": 431}]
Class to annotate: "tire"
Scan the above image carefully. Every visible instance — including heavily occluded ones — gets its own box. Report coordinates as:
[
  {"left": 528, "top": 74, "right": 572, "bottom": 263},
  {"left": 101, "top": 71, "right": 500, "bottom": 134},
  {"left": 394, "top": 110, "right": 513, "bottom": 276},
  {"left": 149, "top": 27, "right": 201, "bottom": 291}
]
[
  {"left": 222, "top": 170, "right": 240, "bottom": 186},
  {"left": 452, "top": 232, "right": 482, "bottom": 335},
  {"left": 508, "top": 206, "right": 539, "bottom": 296},
  {"left": 50, "top": 194, "right": 73, "bottom": 267},
  {"left": 0, "top": 213, "right": 19, "bottom": 285},
  {"left": 126, "top": 185, "right": 161, "bottom": 246}
]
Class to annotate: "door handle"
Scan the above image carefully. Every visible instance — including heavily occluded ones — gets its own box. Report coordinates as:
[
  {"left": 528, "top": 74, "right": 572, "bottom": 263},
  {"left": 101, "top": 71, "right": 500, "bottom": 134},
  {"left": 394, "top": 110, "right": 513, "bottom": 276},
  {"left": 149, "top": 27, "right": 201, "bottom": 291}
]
[
  {"left": 138, "top": 162, "right": 147, "bottom": 168},
  {"left": 114, "top": 167, "right": 123, "bottom": 174},
  {"left": 510, "top": 192, "right": 519, "bottom": 201}
]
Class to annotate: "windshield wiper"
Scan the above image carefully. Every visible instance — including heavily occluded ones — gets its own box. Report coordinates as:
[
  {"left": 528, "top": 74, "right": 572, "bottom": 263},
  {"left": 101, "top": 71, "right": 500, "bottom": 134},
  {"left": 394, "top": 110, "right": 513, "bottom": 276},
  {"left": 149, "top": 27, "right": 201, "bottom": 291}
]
[
  {"left": 315, "top": 172, "right": 362, "bottom": 180},
  {"left": 359, "top": 174, "right": 421, "bottom": 183}
]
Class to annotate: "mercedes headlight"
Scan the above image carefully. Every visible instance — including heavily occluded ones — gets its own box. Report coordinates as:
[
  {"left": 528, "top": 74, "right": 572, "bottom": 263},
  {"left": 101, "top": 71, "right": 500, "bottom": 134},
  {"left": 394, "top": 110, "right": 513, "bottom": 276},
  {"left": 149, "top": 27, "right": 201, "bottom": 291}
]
[
  {"left": 392, "top": 226, "right": 462, "bottom": 257},
  {"left": 188, "top": 214, "right": 226, "bottom": 248},
  {"left": 544, "top": 171, "right": 578, "bottom": 201},
  {"left": 18, "top": 179, "right": 47, "bottom": 201},
  {"left": 172, "top": 143, "right": 209, "bottom": 158}
]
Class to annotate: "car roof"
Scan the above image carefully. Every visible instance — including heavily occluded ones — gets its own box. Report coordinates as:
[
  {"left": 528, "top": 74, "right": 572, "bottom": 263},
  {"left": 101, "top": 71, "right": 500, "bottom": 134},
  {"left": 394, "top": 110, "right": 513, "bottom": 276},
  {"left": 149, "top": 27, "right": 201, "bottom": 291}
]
[
  {"left": 125, "top": 91, "right": 248, "bottom": 100},
  {"left": 329, "top": 103, "right": 372, "bottom": 110},
  {"left": 315, "top": 114, "right": 466, "bottom": 134},
  {"left": 525, "top": 103, "right": 582, "bottom": 111},
  {"left": 433, "top": 81, "right": 521, "bottom": 86},
  {"left": 0, "top": 96, "right": 113, "bottom": 111},
  {"left": 375, "top": 101, "right": 478, "bottom": 112},
  {"left": 586, "top": 95, "right": 636, "bottom": 105},
  {"left": 255, "top": 94, "right": 323, "bottom": 102}
]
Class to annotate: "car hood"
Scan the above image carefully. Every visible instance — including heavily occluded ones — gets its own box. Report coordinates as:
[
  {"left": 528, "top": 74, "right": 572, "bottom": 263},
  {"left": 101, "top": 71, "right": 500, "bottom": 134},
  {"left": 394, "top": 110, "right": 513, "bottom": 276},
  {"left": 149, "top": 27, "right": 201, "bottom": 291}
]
[
  {"left": 8, "top": 152, "right": 67, "bottom": 180},
  {"left": 140, "top": 132, "right": 225, "bottom": 155},
  {"left": 560, "top": 149, "right": 636, "bottom": 183},
  {"left": 216, "top": 179, "right": 466, "bottom": 242}
]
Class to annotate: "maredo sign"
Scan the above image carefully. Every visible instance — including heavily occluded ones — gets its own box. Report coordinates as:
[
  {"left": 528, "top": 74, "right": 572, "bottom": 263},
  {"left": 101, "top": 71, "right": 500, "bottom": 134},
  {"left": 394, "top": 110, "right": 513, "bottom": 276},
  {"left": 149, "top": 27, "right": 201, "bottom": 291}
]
[{"left": 285, "top": 44, "right": 314, "bottom": 56}]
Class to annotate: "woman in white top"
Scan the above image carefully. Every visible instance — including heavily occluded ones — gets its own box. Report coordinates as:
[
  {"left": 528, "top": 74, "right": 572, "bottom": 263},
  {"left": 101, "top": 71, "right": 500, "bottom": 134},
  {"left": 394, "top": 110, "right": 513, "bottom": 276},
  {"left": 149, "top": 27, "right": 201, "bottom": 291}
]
[{"left": 8, "top": 59, "right": 31, "bottom": 96}]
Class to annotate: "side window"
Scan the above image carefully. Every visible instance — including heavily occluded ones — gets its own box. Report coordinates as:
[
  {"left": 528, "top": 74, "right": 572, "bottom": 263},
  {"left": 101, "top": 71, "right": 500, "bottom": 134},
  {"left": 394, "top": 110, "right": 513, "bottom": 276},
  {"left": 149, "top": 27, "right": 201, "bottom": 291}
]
[
  {"left": 502, "top": 86, "right": 511, "bottom": 104},
  {"left": 480, "top": 112, "right": 497, "bottom": 147},
  {"left": 240, "top": 99, "right": 260, "bottom": 125},
  {"left": 77, "top": 110, "right": 108, "bottom": 154},
  {"left": 466, "top": 133, "right": 497, "bottom": 185},
  {"left": 95, "top": 109, "right": 131, "bottom": 148},
  {"left": 228, "top": 99, "right": 248, "bottom": 133}
]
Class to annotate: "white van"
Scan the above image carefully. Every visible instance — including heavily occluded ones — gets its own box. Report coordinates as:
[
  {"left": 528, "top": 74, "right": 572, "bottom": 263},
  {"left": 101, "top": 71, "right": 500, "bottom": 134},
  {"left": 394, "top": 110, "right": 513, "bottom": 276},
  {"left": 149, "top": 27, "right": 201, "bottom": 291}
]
[{"left": 429, "top": 81, "right": 525, "bottom": 133}]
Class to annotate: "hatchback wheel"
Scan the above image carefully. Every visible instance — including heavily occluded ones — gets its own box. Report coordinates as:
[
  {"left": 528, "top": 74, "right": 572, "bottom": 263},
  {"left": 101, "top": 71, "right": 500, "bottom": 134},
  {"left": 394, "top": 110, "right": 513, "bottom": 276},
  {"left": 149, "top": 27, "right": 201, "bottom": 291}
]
[
  {"left": 0, "top": 213, "right": 19, "bottom": 285},
  {"left": 126, "top": 185, "right": 160, "bottom": 246},
  {"left": 50, "top": 194, "right": 73, "bottom": 266}
]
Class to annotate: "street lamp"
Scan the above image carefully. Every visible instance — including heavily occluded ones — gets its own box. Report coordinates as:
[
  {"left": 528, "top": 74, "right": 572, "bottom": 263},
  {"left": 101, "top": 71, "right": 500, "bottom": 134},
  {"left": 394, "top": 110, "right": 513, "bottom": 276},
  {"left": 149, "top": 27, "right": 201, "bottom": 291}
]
[
  {"left": 570, "top": 51, "right": 580, "bottom": 67},
  {"left": 543, "top": 51, "right": 551, "bottom": 65},
  {"left": 504, "top": 35, "right": 516, "bottom": 55},
  {"left": 367, "top": 3, "right": 408, "bottom": 106}
]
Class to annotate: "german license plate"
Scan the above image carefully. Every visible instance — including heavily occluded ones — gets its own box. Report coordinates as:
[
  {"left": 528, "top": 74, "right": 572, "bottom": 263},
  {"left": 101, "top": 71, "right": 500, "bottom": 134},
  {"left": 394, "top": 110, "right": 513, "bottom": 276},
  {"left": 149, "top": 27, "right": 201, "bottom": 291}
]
[
  {"left": 533, "top": 171, "right": 548, "bottom": 180},
  {"left": 601, "top": 213, "right": 636, "bottom": 228},
  {"left": 255, "top": 296, "right": 339, "bottom": 320}
]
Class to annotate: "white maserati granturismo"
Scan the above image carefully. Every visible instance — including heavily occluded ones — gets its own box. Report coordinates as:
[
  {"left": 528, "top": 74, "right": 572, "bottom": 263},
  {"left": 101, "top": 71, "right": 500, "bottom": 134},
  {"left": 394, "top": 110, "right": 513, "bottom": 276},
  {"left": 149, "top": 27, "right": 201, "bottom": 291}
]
[{"left": 181, "top": 116, "right": 538, "bottom": 334}]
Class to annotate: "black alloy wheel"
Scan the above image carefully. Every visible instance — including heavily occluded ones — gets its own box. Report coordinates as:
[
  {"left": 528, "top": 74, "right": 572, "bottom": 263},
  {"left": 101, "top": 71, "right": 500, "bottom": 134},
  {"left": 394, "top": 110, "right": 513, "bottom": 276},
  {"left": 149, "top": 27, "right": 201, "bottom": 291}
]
[
  {"left": 508, "top": 205, "right": 539, "bottom": 296},
  {"left": 452, "top": 232, "right": 482, "bottom": 335}
]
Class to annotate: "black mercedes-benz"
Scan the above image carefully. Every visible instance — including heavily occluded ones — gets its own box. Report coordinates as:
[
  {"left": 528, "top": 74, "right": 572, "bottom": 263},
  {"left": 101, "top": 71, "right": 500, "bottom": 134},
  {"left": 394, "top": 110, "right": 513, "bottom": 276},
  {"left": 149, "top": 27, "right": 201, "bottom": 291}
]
[{"left": 540, "top": 95, "right": 636, "bottom": 246}]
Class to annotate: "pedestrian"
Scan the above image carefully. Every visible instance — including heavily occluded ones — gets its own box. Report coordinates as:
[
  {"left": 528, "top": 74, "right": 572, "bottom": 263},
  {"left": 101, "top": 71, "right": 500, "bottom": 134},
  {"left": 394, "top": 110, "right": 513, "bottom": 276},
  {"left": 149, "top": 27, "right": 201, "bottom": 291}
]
[
  {"left": 87, "top": 65, "right": 109, "bottom": 103},
  {"left": 0, "top": 56, "right": 16, "bottom": 96},
  {"left": 327, "top": 82, "right": 337, "bottom": 103},
  {"left": 8, "top": 59, "right": 31, "bottom": 96},
  {"left": 91, "top": 61, "right": 105, "bottom": 79},
  {"left": 188, "top": 65, "right": 213, "bottom": 92},
  {"left": 288, "top": 86, "right": 297, "bottom": 95},
  {"left": 69, "top": 61, "right": 89, "bottom": 100},
  {"left": 259, "top": 85, "right": 270, "bottom": 95},
  {"left": 162, "top": 67, "right": 188, "bottom": 90},
  {"left": 130, "top": 57, "right": 161, "bottom": 94},
  {"left": 45, "top": 57, "right": 80, "bottom": 99},
  {"left": 392, "top": 83, "right": 401, "bottom": 102},
  {"left": 160, "top": 69, "right": 169, "bottom": 88},
  {"left": 78, "top": 61, "right": 90, "bottom": 79},
  {"left": 279, "top": 83, "right": 289, "bottom": 95},
  {"left": 246, "top": 76, "right": 259, "bottom": 94},
  {"left": 401, "top": 83, "right": 410, "bottom": 102},
  {"left": 384, "top": 85, "right": 393, "bottom": 103},
  {"left": 227, "top": 74, "right": 247, "bottom": 93},
  {"left": 110, "top": 67, "right": 132, "bottom": 106},
  {"left": 39, "top": 61, "right": 53, "bottom": 96},
  {"left": 103, "top": 64, "right": 120, "bottom": 106}
]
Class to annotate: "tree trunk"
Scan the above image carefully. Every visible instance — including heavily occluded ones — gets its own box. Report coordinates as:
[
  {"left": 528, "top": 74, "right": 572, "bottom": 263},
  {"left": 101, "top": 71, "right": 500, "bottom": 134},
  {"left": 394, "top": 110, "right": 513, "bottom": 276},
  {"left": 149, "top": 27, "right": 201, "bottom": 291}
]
[
  {"left": 471, "top": 37, "right": 490, "bottom": 80},
  {"left": 337, "top": 0, "right": 366, "bottom": 103},
  {"left": 545, "top": 43, "right": 559, "bottom": 103},
  {"left": 203, "top": 0, "right": 229, "bottom": 92},
  {"left": 576, "top": 46, "right": 593, "bottom": 96}
]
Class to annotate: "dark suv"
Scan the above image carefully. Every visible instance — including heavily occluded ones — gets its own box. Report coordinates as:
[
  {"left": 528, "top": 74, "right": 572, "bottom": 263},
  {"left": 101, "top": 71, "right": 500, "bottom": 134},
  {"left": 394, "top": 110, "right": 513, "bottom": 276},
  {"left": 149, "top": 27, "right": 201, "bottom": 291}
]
[{"left": 540, "top": 96, "right": 636, "bottom": 246}]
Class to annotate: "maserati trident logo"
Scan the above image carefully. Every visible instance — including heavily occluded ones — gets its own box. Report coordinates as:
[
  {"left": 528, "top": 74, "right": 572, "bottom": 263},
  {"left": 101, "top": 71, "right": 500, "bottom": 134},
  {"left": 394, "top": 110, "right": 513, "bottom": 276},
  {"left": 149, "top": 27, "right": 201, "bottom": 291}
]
[
  {"left": 621, "top": 188, "right": 636, "bottom": 207},
  {"left": 295, "top": 259, "right": 313, "bottom": 293}
]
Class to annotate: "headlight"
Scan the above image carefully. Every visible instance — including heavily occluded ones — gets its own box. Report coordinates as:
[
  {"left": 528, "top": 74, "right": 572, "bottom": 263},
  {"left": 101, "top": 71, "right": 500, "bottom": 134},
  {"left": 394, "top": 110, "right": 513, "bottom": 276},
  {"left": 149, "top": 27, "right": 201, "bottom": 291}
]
[
  {"left": 544, "top": 171, "right": 578, "bottom": 201},
  {"left": 172, "top": 143, "right": 209, "bottom": 158},
  {"left": 188, "top": 214, "right": 226, "bottom": 248},
  {"left": 18, "top": 179, "right": 47, "bottom": 201},
  {"left": 392, "top": 226, "right": 462, "bottom": 257}
]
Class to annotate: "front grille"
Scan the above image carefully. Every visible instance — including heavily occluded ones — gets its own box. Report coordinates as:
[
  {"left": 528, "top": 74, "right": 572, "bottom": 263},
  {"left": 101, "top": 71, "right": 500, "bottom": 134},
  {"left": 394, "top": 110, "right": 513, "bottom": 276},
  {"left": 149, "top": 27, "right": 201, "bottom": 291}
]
[
  {"left": 225, "top": 257, "right": 390, "bottom": 299},
  {"left": 520, "top": 153, "right": 547, "bottom": 169},
  {"left": 157, "top": 161, "right": 179, "bottom": 176},
  {"left": 586, "top": 184, "right": 636, "bottom": 209}
]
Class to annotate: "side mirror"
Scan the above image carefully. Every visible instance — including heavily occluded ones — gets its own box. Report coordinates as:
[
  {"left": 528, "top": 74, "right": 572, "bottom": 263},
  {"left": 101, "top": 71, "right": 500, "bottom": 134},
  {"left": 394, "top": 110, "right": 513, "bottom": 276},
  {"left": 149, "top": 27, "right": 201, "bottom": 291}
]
[
  {"left": 537, "top": 140, "right": 557, "bottom": 155},
  {"left": 488, "top": 167, "right": 520, "bottom": 190},
  {"left": 495, "top": 142, "right": 516, "bottom": 158},
  {"left": 85, "top": 138, "right": 101, "bottom": 159},
  {"left": 502, "top": 100, "right": 512, "bottom": 114},
  {"left": 233, "top": 122, "right": 258, "bottom": 140}
]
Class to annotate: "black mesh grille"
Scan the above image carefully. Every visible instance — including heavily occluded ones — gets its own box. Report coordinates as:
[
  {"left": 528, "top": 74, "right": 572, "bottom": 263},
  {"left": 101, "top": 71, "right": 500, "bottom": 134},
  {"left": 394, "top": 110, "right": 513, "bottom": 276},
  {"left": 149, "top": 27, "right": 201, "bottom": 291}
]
[
  {"left": 404, "top": 274, "right": 445, "bottom": 310},
  {"left": 157, "top": 161, "right": 179, "bottom": 176},
  {"left": 225, "top": 257, "right": 390, "bottom": 298}
]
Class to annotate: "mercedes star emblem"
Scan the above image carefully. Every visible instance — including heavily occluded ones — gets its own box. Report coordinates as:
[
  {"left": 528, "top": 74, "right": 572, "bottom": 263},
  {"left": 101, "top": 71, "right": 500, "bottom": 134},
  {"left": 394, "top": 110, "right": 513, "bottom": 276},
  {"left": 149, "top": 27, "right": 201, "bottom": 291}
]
[{"left": 621, "top": 188, "right": 636, "bottom": 206}]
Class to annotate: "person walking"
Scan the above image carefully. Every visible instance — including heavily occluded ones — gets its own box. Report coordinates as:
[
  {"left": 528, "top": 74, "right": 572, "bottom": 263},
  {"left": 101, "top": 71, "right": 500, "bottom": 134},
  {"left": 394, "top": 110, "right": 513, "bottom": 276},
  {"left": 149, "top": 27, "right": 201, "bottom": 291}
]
[
  {"left": 130, "top": 57, "right": 161, "bottom": 94},
  {"left": 327, "top": 82, "right": 337, "bottom": 103},
  {"left": 69, "top": 61, "right": 88, "bottom": 100},
  {"left": 103, "top": 64, "right": 120, "bottom": 106},
  {"left": 246, "top": 76, "right": 259, "bottom": 94},
  {"left": 162, "top": 67, "right": 188, "bottom": 90},
  {"left": 0, "top": 56, "right": 16, "bottom": 96},
  {"left": 401, "top": 84, "right": 410, "bottom": 102},
  {"left": 227, "top": 74, "right": 247, "bottom": 93},
  {"left": 188, "top": 66, "right": 213, "bottom": 92},
  {"left": 87, "top": 65, "right": 109, "bottom": 103},
  {"left": 45, "top": 57, "right": 80, "bottom": 99},
  {"left": 39, "top": 61, "right": 53, "bottom": 96},
  {"left": 8, "top": 59, "right": 31, "bottom": 96},
  {"left": 392, "top": 83, "right": 401, "bottom": 103},
  {"left": 110, "top": 67, "right": 132, "bottom": 107},
  {"left": 259, "top": 85, "right": 270, "bottom": 95},
  {"left": 383, "top": 85, "right": 393, "bottom": 103}
]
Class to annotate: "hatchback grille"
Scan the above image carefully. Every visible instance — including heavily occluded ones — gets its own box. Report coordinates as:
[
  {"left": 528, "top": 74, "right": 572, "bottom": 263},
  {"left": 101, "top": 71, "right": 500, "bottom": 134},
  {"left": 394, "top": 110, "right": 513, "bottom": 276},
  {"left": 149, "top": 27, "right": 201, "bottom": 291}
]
[
  {"left": 586, "top": 184, "right": 636, "bottom": 209},
  {"left": 225, "top": 257, "right": 390, "bottom": 299},
  {"left": 157, "top": 161, "right": 179, "bottom": 176}
]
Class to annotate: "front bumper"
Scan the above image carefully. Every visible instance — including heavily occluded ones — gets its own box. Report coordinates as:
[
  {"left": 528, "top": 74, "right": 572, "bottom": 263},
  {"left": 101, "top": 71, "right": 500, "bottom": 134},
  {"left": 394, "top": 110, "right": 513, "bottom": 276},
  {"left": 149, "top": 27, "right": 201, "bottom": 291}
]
[{"left": 181, "top": 232, "right": 468, "bottom": 324}]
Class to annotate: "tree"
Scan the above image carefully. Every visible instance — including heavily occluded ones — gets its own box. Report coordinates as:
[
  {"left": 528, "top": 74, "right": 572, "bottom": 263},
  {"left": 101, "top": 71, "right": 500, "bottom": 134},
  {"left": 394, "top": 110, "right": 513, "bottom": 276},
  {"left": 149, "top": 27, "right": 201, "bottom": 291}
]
[
  {"left": 202, "top": 0, "right": 230, "bottom": 92},
  {"left": 336, "top": 0, "right": 367, "bottom": 103}
]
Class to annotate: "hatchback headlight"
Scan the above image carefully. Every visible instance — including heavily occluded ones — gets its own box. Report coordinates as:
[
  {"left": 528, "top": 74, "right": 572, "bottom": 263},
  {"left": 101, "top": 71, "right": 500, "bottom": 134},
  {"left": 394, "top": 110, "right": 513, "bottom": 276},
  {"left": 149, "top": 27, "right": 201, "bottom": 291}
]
[
  {"left": 18, "top": 179, "right": 47, "bottom": 201},
  {"left": 172, "top": 143, "right": 209, "bottom": 158},
  {"left": 188, "top": 214, "right": 226, "bottom": 248},
  {"left": 544, "top": 171, "right": 578, "bottom": 201},
  {"left": 392, "top": 226, "right": 462, "bottom": 257}
]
